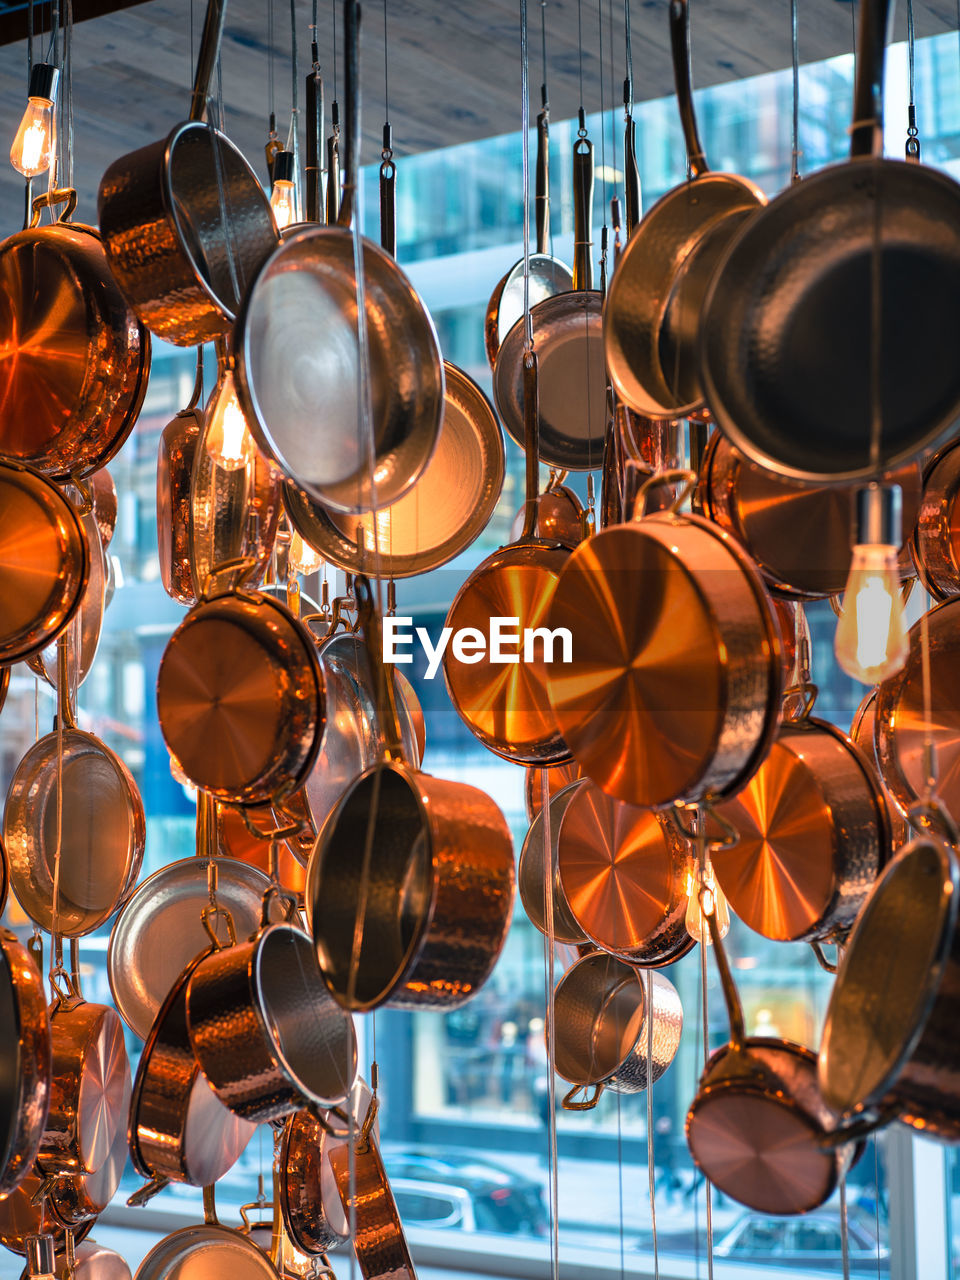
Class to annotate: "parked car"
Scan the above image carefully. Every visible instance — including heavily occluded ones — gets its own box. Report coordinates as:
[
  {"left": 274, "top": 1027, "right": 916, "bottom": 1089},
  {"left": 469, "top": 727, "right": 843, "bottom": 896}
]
[
  {"left": 382, "top": 1146, "right": 548, "bottom": 1237},
  {"left": 714, "top": 1208, "right": 890, "bottom": 1273}
]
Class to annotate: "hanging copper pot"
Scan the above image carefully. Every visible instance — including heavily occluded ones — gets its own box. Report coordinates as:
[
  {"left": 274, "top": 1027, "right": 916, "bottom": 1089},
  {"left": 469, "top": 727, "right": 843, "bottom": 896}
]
[
  {"left": 328, "top": 1109, "right": 415, "bottom": 1280},
  {"left": 0, "top": 188, "right": 150, "bottom": 479},
  {"left": 518, "top": 780, "right": 590, "bottom": 945},
  {"left": 523, "top": 761, "right": 582, "bottom": 824},
  {"left": 46, "top": 1113, "right": 129, "bottom": 1230},
  {"left": 850, "top": 688, "right": 909, "bottom": 851},
  {"left": 912, "top": 436, "right": 960, "bottom": 599},
  {"left": 0, "top": 931, "right": 51, "bottom": 1197},
  {"left": 0, "top": 1167, "right": 93, "bottom": 1257}
]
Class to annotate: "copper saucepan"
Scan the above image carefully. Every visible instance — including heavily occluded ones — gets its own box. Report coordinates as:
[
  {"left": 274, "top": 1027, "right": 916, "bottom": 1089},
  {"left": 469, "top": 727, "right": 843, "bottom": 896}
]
[
  {"left": 494, "top": 136, "right": 606, "bottom": 471},
  {"left": 185, "top": 884, "right": 358, "bottom": 1124},
  {"left": 819, "top": 825, "right": 960, "bottom": 1141},
  {"left": 443, "top": 353, "right": 573, "bottom": 764},
  {"left": 4, "top": 636, "right": 145, "bottom": 937},
  {"left": 484, "top": 106, "right": 573, "bottom": 369},
  {"left": 912, "top": 436, "right": 960, "bottom": 600},
  {"left": 712, "top": 691, "right": 890, "bottom": 946},
  {"left": 0, "top": 461, "right": 89, "bottom": 665},
  {"left": 0, "top": 932, "right": 51, "bottom": 1197},
  {"left": 603, "top": 0, "right": 765, "bottom": 419},
  {"left": 553, "top": 953, "right": 683, "bottom": 1110},
  {"left": 557, "top": 781, "right": 696, "bottom": 967},
  {"left": 546, "top": 483, "right": 783, "bottom": 808},
  {"left": 686, "top": 897, "right": 860, "bottom": 1214},
  {"left": 98, "top": 0, "right": 279, "bottom": 345},
  {"left": 329, "top": 1107, "right": 415, "bottom": 1280},
  {"left": 282, "top": 361, "right": 504, "bottom": 577},
  {"left": 699, "top": 432, "right": 921, "bottom": 598},
  {"left": 509, "top": 471, "right": 585, "bottom": 549},
  {"left": 310, "top": 576, "right": 515, "bottom": 1011},
  {"left": 157, "top": 565, "right": 325, "bottom": 807},
  {"left": 0, "top": 188, "right": 150, "bottom": 480},
  {"left": 134, "top": 1186, "right": 279, "bottom": 1279}
]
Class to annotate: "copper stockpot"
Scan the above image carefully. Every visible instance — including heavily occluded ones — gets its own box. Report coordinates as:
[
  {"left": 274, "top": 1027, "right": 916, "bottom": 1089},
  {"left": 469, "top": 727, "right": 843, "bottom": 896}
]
[
  {"left": 699, "top": 432, "right": 921, "bottom": 598},
  {"left": 282, "top": 362, "right": 504, "bottom": 578},
  {"left": 129, "top": 946, "right": 256, "bottom": 1197},
  {"left": 712, "top": 704, "right": 890, "bottom": 944},
  {"left": 686, "top": 904, "right": 860, "bottom": 1215},
  {"left": 546, "top": 502, "right": 783, "bottom": 808},
  {"left": 557, "top": 781, "right": 696, "bottom": 966},
  {"left": 0, "top": 188, "right": 150, "bottom": 479},
  {"left": 518, "top": 780, "right": 590, "bottom": 945},
  {"left": 38, "top": 981, "right": 130, "bottom": 1177},
  {"left": 875, "top": 599, "right": 960, "bottom": 820},
  {"left": 443, "top": 353, "right": 573, "bottom": 765},
  {"left": 912, "top": 437, "right": 960, "bottom": 599},
  {"left": 329, "top": 1115, "right": 415, "bottom": 1280},
  {"left": 98, "top": 0, "right": 278, "bottom": 346},
  {"left": 156, "top": 570, "right": 325, "bottom": 807},
  {"left": 552, "top": 954, "right": 683, "bottom": 1109},
  {"left": 310, "top": 577, "right": 515, "bottom": 1012},
  {"left": 0, "top": 461, "right": 89, "bottom": 665},
  {"left": 185, "top": 886, "right": 357, "bottom": 1124},
  {"left": 819, "top": 830, "right": 960, "bottom": 1140},
  {"left": 0, "top": 931, "right": 51, "bottom": 1197}
]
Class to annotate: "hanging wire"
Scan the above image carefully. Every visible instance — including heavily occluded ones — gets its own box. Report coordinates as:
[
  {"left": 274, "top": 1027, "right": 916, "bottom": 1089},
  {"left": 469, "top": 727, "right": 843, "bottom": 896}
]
[
  {"left": 839, "top": 1173, "right": 851, "bottom": 1280},
  {"left": 27, "top": 0, "right": 34, "bottom": 81},
  {"left": 332, "top": 0, "right": 339, "bottom": 98},
  {"left": 607, "top": 0, "right": 618, "bottom": 196},
  {"left": 383, "top": 0, "right": 390, "bottom": 124},
  {"left": 790, "top": 0, "right": 801, "bottom": 181},
  {"left": 521, "top": 0, "right": 533, "bottom": 353},
  {"left": 577, "top": 0, "right": 585, "bottom": 113},
  {"left": 539, "top": 769, "right": 561, "bottom": 1280},
  {"left": 624, "top": 0, "right": 634, "bottom": 101},
  {"left": 289, "top": 0, "right": 302, "bottom": 219},
  {"left": 906, "top": 0, "right": 920, "bottom": 158},
  {"left": 646, "top": 969, "right": 660, "bottom": 1280},
  {"left": 268, "top": 0, "right": 276, "bottom": 123}
]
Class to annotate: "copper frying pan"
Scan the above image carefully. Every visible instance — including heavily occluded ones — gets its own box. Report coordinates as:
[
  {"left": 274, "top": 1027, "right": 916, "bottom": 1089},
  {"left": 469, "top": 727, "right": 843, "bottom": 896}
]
[
  {"left": 484, "top": 108, "right": 573, "bottom": 368},
  {"left": 282, "top": 362, "right": 504, "bottom": 577},
  {"left": 444, "top": 354, "right": 573, "bottom": 764},
  {"left": 0, "top": 931, "right": 51, "bottom": 1197},
  {"left": 603, "top": 0, "right": 765, "bottom": 420},
  {"left": 0, "top": 188, "right": 150, "bottom": 480},
  {"left": 518, "top": 780, "right": 589, "bottom": 945},
  {"left": 328, "top": 1110, "right": 415, "bottom": 1280},
  {"left": 0, "top": 461, "right": 89, "bottom": 665},
  {"left": 47, "top": 1106, "right": 130, "bottom": 1230},
  {"left": 98, "top": 0, "right": 279, "bottom": 345}
]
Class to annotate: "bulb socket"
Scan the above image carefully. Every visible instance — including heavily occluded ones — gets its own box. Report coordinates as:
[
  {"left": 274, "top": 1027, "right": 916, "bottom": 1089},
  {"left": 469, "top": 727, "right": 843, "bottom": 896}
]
[
  {"left": 25, "top": 1235, "right": 55, "bottom": 1277},
  {"left": 272, "top": 150, "right": 295, "bottom": 184},
  {"left": 28, "top": 62, "right": 59, "bottom": 102},
  {"left": 855, "top": 483, "right": 902, "bottom": 547}
]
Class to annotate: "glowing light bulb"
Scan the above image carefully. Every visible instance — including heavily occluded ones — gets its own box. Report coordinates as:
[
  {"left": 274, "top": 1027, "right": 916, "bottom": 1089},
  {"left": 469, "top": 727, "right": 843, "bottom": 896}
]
[
  {"left": 834, "top": 485, "right": 909, "bottom": 685},
  {"left": 10, "top": 65, "right": 59, "bottom": 178},
  {"left": 685, "top": 862, "right": 730, "bottom": 944},
  {"left": 289, "top": 529, "right": 322, "bottom": 576},
  {"left": 270, "top": 150, "right": 297, "bottom": 229},
  {"left": 204, "top": 369, "right": 255, "bottom": 472}
]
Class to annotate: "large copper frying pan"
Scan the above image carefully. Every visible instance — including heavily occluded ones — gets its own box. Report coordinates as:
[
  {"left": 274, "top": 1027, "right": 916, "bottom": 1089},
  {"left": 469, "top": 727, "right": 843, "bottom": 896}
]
[
  {"left": 699, "top": 0, "right": 960, "bottom": 480},
  {"left": 603, "top": 0, "right": 765, "bottom": 419},
  {"left": 0, "top": 189, "right": 150, "bottom": 479},
  {"left": 546, "top": 488, "right": 783, "bottom": 808},
  {"left": 98, "top": 0, "right": 278, "bottom": 345},
  {"left": 234, "top": 1, "right": 444, "bottom": 517},
  {"left": 282, "top": 361, "right": 504, "bottom": 577}
]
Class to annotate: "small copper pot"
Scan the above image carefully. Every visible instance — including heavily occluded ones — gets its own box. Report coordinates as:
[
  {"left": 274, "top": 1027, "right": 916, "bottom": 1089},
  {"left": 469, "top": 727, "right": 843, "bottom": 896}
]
[{"left": 309, "top": 577, "right": 515, "bottom": 1011}]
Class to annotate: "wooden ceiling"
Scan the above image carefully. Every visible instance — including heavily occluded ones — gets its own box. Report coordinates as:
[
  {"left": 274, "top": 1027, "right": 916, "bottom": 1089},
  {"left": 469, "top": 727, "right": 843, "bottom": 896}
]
[{"left": 0, "top": 0, "right": 954, "bottom": 224}]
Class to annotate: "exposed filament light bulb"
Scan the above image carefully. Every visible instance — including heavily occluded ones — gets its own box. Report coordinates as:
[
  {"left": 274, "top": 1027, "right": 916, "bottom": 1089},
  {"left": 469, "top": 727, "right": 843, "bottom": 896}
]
[
  {"left": 834, "top": 484, "right": 909, "bottom": 685},
  {"left": 685, "top": 859, "right": 729, "bottom": 945},
  {"left": 270, "top": 150, "right": 297, "bottom": 229},
  {"left": 204, "top": 368, "right": 255, "bottom": 472},
  {"left": 10, "top": 64, "right": 59, "bottom": 178},
  {"left": 289, "top": 529, "right": 322, "bottom": 576}
]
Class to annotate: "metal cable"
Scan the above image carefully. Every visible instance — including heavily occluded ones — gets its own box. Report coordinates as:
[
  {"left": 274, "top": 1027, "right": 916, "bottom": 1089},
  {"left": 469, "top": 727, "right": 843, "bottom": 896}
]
[
  {"left": 383, "top": 0, "right": 390, "bottom": 123},
  {"left": 646, "top": 968, "right": 660, "bottom": 1280},
  {"left": 521, "top": 0, "right": 533, "bottom": 352},
  {"left": 624, "top": 0, "right": 633, "bottom": 103},
  {"left": 540, "top": 769, "right": 560, "bottom": 1280},
  {"left": 791, "top": 0, "right": 801, "bottom": 180}
]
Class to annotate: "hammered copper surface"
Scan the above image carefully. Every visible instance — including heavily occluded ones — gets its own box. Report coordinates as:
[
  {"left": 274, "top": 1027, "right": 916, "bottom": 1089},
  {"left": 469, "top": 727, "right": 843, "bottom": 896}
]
[
  {"left": 523, "top": 761, "right": 583, "bottom": 823},
  {"left": 546, "top": 513, "right": 782, "bottom": 807},
  {"left": 712, "top": 717, "right": 889, "bottom": 943},
  {"left": 701, "top": 433, "right": 921, "bottom": 598},
  {"left": 850, "top": 689, "right": 909, "bottom": 850},
  {"left": 553, "top": 955, "right": 683, "bottom": 1094},
  {"left": 130, "top": 949, "right": 256, "bottom": 1188},
  {"left": 687, "top": 1039, "right": 845, "bottom": 1215},
  {"left": 0, "top": 930, "right": 51, "bottom": 1197},
  {"left": 89, "top": 469, "right": 118, "bottom": 550},
  {"left": 39, "top": 1001, "right": 130, "bottom": 1175},
  {"left": 157, "top": 590, "right": 325, "bottom": 806},
  {"left": 443, "top": 541, "right": 573, "bottom": 764},
  {"left": 494, "top": 293, "right": 607, "bottom": 472},
  {"left": 108, "top": 857, "right": 272, "bottom": 1040},
  {"left": 282, "top": 362, "right": 503, "bottom": 577},
  {"left": 185, "top": 922, "right": 357, "bottom": 1122},
  {"left": 0, "top": 462, "right": 89, "bottom": 665},
  {"left": 819, "top": 836, "right": 960, "bottom": 1137},
  {"left": 875, "top": 598, "right": 960, "bottom": 819},
  {"left": 98, "top": 121, "right": 279, "bottom": 346},
  {"left": 0, "top": 1164, "right": 93, "bottom": 1255},
  {"left": 158, "top": 409, "right": 202, "bottom": 604},
  {"left": 913, "top": 437, "right": 960, "bottom": 600},
  {"left": 311, "top": 762, "right": 515, "bottom": 1011},
  {"left": 235, "top": 224, "right": 443, "bottom": 515},
  {"left": 133, "top": 1221, "right": 280, "bottom": 1280},
  {"left": 0, "top": 217, "right": 149, "bottom": 478},
  {"left": 48, "top": 1099, "right": 130, "bottom": 1227},
  {"left": 4, "top": 722, "right": 145, "bottom": 937},
  {"left": 518, "top": 780, "right": 590, "bottom": 945},
  {"left": 329, "top": 1137, "right": 415, "bottom": 1280},
  {"left": 557, "top": 781, "right": 696, "bottom": 965}
]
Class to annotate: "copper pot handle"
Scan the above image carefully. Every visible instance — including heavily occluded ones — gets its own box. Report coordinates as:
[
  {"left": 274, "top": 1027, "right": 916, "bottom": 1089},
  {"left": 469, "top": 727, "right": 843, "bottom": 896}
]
[
  {"left": 55, "top": 632, "right": 78, "bottom": 732},
  {"left": 670, "top": 0, "right": 708, "bottom": 178},
  {"left": 189, "top": 0, "right": 228, "bottom": 124},
  {"left": 562, "top": 1082, "right": 604, "bottom": 1111},
  {"left": 199, "top": 556, "right": 259, "bottom": 600},
  {"left": 810, "top": 939, "right": 840, "bottom": 974},
  {"left": 634, "top": 467, "right": 698, "bottom": 519},
  {"left": 126, "top": 1174, "right": 170, "bottom": 1207},
  {"left": 353, "top": 575, "right": 407, "bottom": 764},
  {"left": 258, "top": 882, "right": 299, "bottom": 930},
  {"left": 536, "top": 107, "right": 550, "bottom": 256},
  {"left": 30, "top": 187, "right": 77, "bottom": 228},
  {"left": 519, "top": 351, "right": 541, "bottom": 541},
  {"left": 200, "top": 903, "right": 237, "bottom": 950},
  {"left": 572, "top": 134, "right": 594, "bottom": 292},
  {"left": 818, "top": 1101, "right": 901, "bottom": 1148},
  {"left": 703, "top": 887, "right": 747, "bottom": 1050}
]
